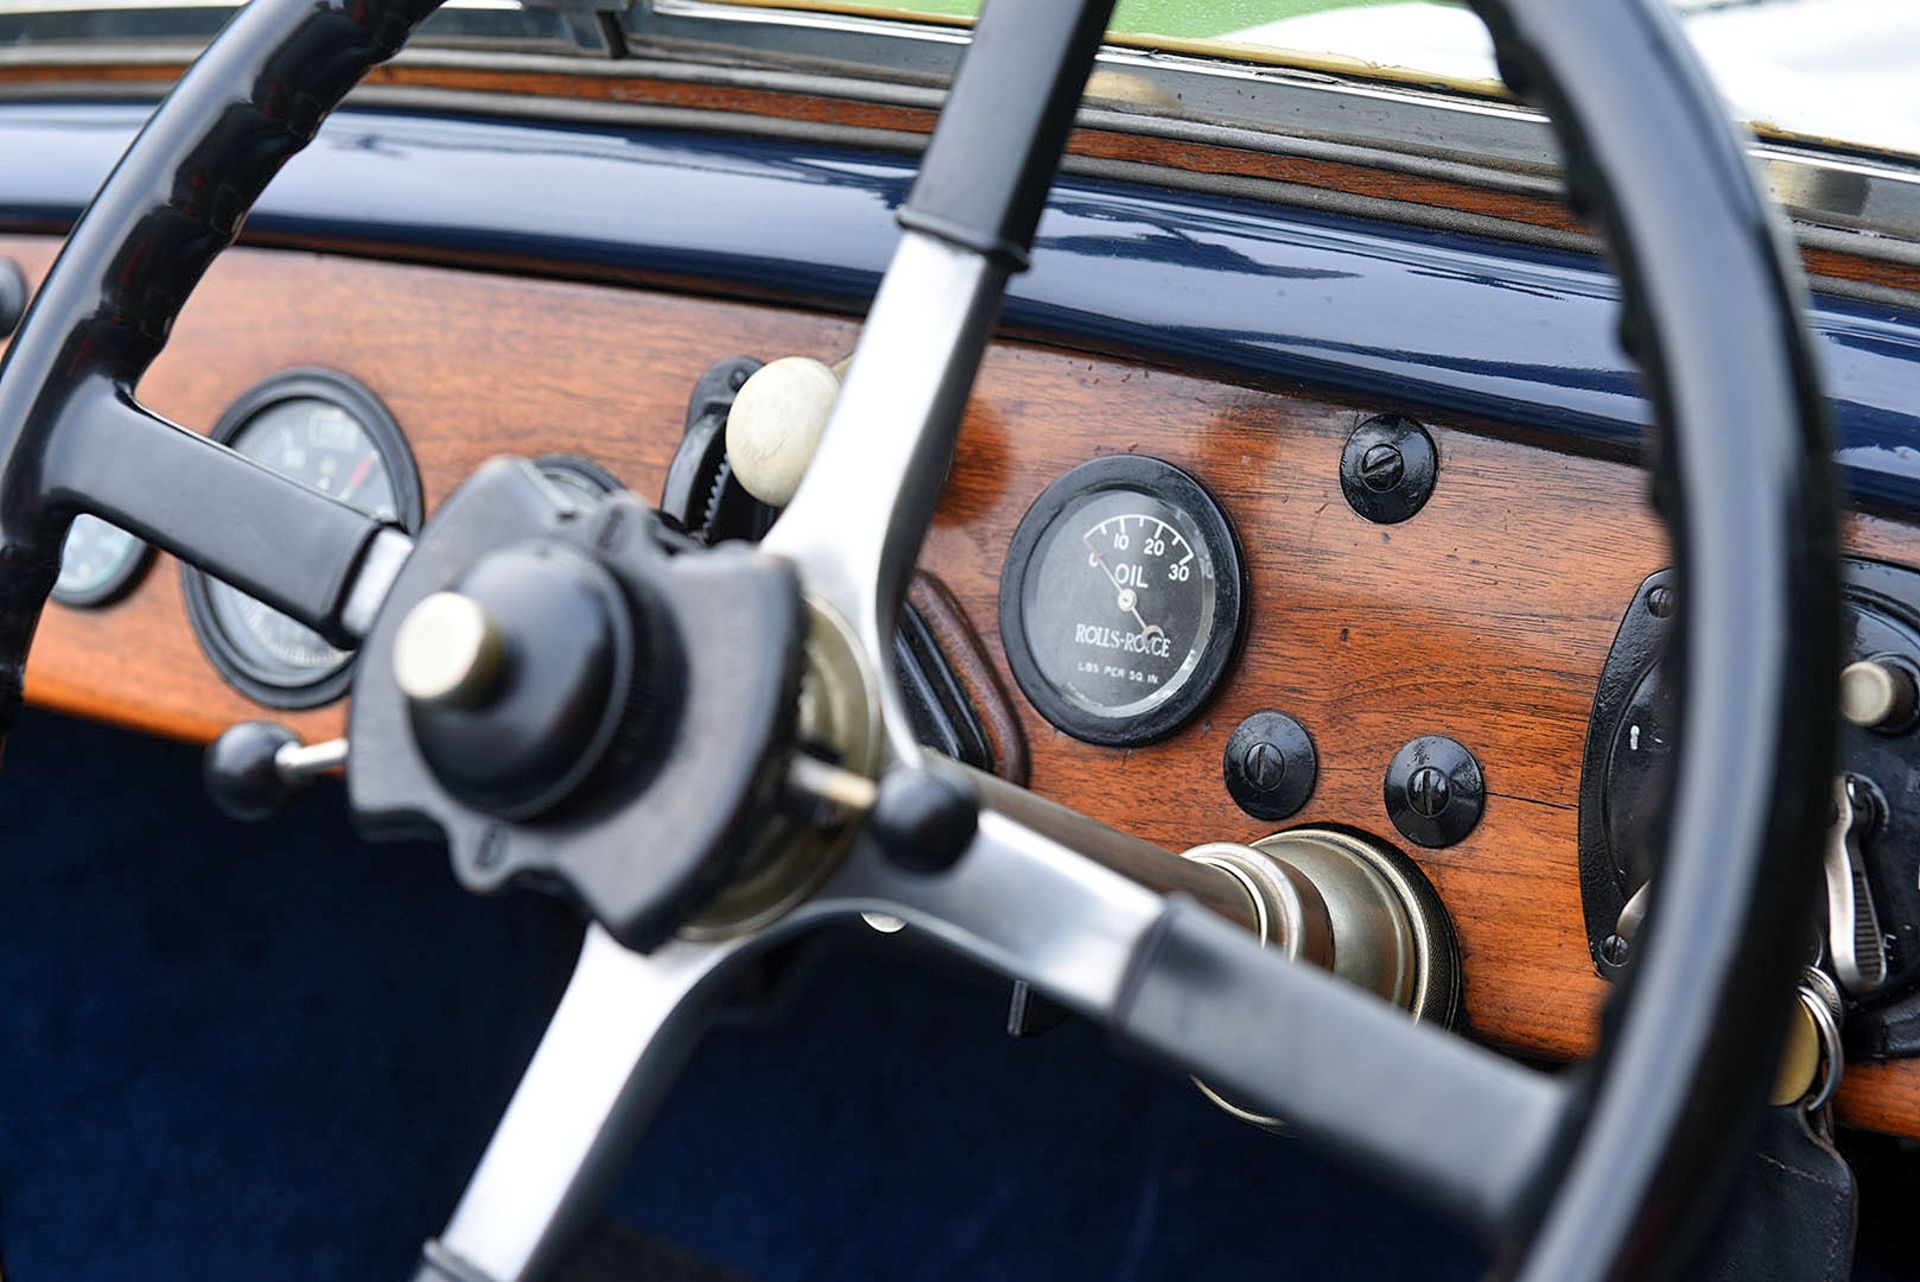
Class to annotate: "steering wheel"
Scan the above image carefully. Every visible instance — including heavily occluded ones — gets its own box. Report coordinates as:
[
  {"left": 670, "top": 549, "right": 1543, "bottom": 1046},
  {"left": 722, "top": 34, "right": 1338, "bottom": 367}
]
[{"left": 0, "top": 0, "right": 1838, "bottom": 1279}]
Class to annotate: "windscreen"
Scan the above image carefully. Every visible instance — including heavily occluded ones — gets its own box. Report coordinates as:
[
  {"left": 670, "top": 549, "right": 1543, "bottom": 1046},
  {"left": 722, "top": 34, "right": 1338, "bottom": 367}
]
[{"left": 779, "top": 0, "right": 1920, "bottom": 160}]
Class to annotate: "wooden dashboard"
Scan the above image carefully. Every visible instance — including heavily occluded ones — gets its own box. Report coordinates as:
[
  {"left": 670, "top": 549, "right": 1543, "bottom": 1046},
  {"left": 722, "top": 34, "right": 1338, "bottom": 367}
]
[{"left": 6, "top": 231, "right": 1919, "bottom": 1135}]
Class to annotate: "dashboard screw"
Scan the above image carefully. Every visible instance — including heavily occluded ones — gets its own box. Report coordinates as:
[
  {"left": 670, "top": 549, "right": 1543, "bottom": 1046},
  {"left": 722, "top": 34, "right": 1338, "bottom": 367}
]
[
  {"left": 1358, "top": 443, "right": 1405, "bottom": 492},
  {"left": 1406, "top": 765, "right": 1451, "bottom": 817},
  {"left": 1242, "top": 739, "right": 1287, "bottom": 790},
  {"left": 1340, "top": 416, "right": 1437, "bottom": 524}
]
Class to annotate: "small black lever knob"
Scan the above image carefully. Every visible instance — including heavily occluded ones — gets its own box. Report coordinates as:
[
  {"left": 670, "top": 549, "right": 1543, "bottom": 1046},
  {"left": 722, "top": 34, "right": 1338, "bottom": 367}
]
[
  {"left": 204, "top": 721, "right": 346, "bottom": 821},
  {"left": 871, "top": 768, "right": 978, "bottom": 873},
  {"left": 204, "top": 721, "right": 302, "bottom": 821}
]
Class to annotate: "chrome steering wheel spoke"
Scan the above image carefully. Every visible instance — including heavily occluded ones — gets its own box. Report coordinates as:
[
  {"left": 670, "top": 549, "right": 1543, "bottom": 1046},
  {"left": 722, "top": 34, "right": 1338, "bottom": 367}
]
[
  {"left": 427, "top": 754, "right": 1561, "bottom": 1279},
  {"left": 763, "top": 234, "right": 1007, "bottom": 764},
  {"left": 763, "top": 0, "right": 1118, "bottom": 765},
  {"left": 817, "top": 763, "right": 1567, "bottom": 1240},
  {"left": 418, "top": 928, "right": 767, "bottom": 1282}
]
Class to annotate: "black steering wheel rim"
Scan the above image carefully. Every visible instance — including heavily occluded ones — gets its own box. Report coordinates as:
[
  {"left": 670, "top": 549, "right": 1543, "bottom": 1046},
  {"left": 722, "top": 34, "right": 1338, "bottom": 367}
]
[{"left": 0, "top": 1, "right": 1839, "bottom": 1279}]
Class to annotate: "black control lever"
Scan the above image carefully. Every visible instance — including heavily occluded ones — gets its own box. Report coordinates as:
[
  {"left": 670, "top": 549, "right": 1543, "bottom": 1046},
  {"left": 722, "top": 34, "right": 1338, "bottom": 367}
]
[{"left": 204, "top": 721, "right": 347, "bottom": 821}]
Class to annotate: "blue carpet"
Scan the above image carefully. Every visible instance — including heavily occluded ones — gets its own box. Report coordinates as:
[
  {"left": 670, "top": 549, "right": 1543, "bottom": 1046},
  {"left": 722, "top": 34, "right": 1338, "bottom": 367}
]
[{"left": 23, "top": 705, "right": 1892, "bottom": 1280}]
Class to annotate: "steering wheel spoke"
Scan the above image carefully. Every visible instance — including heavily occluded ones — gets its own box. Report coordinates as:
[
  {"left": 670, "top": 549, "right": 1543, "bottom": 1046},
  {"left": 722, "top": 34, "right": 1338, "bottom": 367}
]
[
  {"left": 822, "top": 765, "right": 1567, "bottom": 1240},
  {"left": 764, "top": 0, "right": 1119, "bottom": 762},
  {"left": 418, "top": 928, "right": 763, "bottom": 1282},
  {"left": 763, "top": 233, "right": 1006, "bottom": 760},
  {"left": 47, "top": 385, "right": 408, "bottom": 643}
]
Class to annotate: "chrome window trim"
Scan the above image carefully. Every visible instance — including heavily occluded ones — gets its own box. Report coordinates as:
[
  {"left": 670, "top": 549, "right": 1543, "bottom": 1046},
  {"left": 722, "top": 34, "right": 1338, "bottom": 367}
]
[
  {"left": 2, "top": 0, "right": 1916, "bottom": 249},
  {"left": 0, "top": 0, "right": 612, "bottom": 57},
  {"left": 628, "top": 0, "right": 1920, "bottom": 245}
]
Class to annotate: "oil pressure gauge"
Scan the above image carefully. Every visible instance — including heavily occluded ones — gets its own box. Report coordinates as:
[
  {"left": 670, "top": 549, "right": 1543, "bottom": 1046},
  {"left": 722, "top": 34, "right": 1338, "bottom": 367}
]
[{"left": 999, "top": 455, "right": 1245, "bottom": 746}]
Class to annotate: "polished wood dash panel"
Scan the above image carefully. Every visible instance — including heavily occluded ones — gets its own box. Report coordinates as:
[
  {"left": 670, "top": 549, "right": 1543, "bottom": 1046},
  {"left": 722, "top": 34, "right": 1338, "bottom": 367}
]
[{"left": 2, "top": 232, "right": 1916, "bottom": 1134}]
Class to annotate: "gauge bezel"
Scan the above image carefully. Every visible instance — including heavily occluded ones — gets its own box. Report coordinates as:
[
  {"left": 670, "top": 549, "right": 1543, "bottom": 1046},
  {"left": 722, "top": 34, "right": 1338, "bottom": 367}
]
[
  {"left": 998, "top": 454, "right": 1245, "bottom": 747},
  {"left": 533, "top": 453, "right": 624, "bottom": 511},
  {"left": 181, "top": 369, "right": 423, "bottom": 709},
  {"left": 51, "top": 517, "right": 155, "bottom": 608}
]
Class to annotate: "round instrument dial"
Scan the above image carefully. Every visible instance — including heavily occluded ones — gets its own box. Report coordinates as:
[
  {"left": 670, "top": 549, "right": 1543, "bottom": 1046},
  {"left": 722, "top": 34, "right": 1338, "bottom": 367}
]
[
  {"left": 183, "top": 371, "right": 421, "bottom": 709},
  {"left": 1000, "top": 455, "right": 1244, "bottom": 746},
  {"left": 53, "top": 515, "right": 151, "bottom": 607}
]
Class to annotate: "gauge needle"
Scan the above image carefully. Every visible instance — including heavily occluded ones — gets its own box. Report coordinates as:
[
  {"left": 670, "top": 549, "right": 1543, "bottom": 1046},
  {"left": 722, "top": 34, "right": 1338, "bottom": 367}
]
[
  {"left": 338, "top": 454, "right": 375, "bottom": 503},
  {"left": 1084, "top": 537, "right": 1164, "bottom": 639}
]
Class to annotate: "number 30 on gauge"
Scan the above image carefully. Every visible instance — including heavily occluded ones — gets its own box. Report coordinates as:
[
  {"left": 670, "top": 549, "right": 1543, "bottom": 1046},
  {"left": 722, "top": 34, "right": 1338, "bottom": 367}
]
[{"left": 998, "top": 454, "right": 1247, "bottom": 747}]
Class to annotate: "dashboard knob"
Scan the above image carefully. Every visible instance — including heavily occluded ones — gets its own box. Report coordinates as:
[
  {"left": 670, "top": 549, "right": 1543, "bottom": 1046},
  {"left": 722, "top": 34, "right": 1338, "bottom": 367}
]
[
  {"left": 402, "top": 542, "right": 641, "bottom": 822},
  {"left": 1840, "top": 657, "right": 1917, "bottom": 730},
  {"left": 725, "top": 355, "right": 840, "bottom": 507},
  {"left": 393, "top": 590, "right": 504, "bottom": 708},
  {"left": 204, "top": 721, "right": 347, "bottom": 821}
]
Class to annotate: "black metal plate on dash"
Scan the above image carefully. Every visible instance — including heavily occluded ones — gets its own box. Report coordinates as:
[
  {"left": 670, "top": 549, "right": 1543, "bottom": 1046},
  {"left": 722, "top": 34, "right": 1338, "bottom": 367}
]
[{"left": 1578, "top": 560, "right": 1920, "bottom": 1060}]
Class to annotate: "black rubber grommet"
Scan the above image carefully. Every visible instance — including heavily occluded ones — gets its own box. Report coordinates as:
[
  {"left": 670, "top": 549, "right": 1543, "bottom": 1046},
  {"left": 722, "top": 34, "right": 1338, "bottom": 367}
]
[
  {"left": 1223, "top": 711, "right": 1317, "bottom": 821},
  {"left": 1385, "top": 735, "right": 1485, "bottom": 848},
  {"left": 1340, "top": 416, "right": 1437, "bottom": 525}
]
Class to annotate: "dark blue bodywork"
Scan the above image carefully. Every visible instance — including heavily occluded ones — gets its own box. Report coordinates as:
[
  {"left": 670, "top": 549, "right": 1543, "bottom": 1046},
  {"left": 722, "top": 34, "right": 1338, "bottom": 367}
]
[{"left": 3, "top": 103, "right": 1917, "bottom": 510}]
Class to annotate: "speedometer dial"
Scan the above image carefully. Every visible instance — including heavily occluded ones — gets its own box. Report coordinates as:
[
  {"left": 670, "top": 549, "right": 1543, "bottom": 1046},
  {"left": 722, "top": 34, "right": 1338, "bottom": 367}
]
[
  {"left": 999, "top": 455, "right": 1245, "bottom": 746},
  {"left": 182, "top": 371, "right": 422, "bottom": 709}
]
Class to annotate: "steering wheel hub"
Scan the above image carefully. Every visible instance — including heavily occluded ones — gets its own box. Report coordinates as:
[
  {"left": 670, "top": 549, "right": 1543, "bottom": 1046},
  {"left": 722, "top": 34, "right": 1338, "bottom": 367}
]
[
  {"left": 403, "top": 540, "right": 643, "bottom": 821},
  {"left": 349, "top": 458, "right": 809, "bottom": 951}
]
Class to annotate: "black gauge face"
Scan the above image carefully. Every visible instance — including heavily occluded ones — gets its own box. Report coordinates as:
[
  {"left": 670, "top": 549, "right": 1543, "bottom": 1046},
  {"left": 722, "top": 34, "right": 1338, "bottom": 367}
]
[
  {"left": 52, "top": 515, "right": 151, "bottom": 607},
  {"left": 183, "top": 371, "right": 421, "bottom": 709},
  {"left": 1000, "top": 455, "right": 1244, "bottom": 746}
]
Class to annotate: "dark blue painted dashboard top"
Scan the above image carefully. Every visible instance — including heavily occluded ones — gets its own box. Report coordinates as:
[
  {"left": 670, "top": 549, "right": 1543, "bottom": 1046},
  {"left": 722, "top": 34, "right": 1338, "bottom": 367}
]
[{"left": 2, "top": 102, "right": 1917, "bottom": 512}]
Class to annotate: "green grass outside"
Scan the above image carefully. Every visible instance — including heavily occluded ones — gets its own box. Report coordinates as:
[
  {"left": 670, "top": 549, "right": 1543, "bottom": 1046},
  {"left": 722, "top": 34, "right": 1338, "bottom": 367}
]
[{"left": 848, "top": 0, "right": 1413, "bottom": 41}]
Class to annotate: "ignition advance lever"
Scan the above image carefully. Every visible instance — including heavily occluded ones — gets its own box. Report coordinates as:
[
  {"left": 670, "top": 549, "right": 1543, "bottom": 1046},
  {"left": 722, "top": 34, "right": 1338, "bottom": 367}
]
[
  {"left": 1826, "top": 773, "right": 1889, "bottom": 996},
  {"left": 1613, "top": 773, "right": 1891, "bottom": 1001}
]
